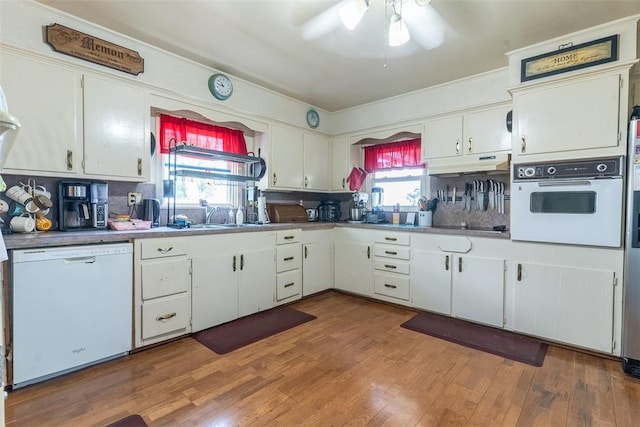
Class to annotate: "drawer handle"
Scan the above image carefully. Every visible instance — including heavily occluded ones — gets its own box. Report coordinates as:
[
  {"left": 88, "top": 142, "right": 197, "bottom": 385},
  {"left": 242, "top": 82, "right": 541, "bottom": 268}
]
[
  {"left": 284, "top": 282, "right": 295, "bottom": 288},
  {"left": 156, "top": 312, "right": 177, "bottom": 322},
  {"left": 445, "top": 255, "right": 449, "bottom": 271},
  {"left": 384, "top": 264, "right": 397, "bottom": 269},
  {"left": 384, "top": 237, "right": 397, "bottom": 241},
  {"left": 384, "top": 284, "right": 397, "bottom": 289},
  {"left": 284, "top": 235, "right": 295, "bottom": 240},
  {"left": 384, "top": 250, "right": 397, "bottom": 255},
  {"left": 157, "top": 247, "right": 173, "bottom": 254},
  {"left": 284, "top": 256, "right": 295, "bottom": 261}
]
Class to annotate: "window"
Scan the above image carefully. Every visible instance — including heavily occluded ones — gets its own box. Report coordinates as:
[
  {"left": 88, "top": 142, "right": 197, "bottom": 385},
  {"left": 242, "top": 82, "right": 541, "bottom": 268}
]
[
  {"left": 159, "top": 114, "right": 248, "bottom": 206},
  {"left": 364, "top": 138, "right": 425, "bottom": 209},
  {"left": 371, "top": 168, "right": 424, "bottom": 209}
]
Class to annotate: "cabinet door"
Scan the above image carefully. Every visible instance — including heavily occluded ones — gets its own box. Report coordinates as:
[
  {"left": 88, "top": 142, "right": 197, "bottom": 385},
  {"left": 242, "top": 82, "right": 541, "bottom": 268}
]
[
  {"left": 191, "top": 255, "right": 238, "bottom": 332},
  {"left": 410, "top": 250, "right": 452, "bottom": 315},
  {"left": 463, "top": 105, "right": 511, "bottom": 155},
  {"left": 452, "top": 255, "right": 504, "bottom": 327},
  {"left": 83, "top": 74, "right": 148, "bottom": 180},
  {"left": 238, "top": 248, "right": 276, "bottom": 317},
  {"left": 303, "top": 133, "right": 330, "bottom": 191},
  {"left": 0, "top": 52, "right": 81, "bottom": 175},
  {"left": 513, "top": 262, "right": 615, "bottom": 353},
  {"left": 270, "top": 124, "right": 303, "bottom": 189},
  {"left": 331, "top": 136, "right": 350, "bottom": 191},
  {"left": 334, "top": 241, "right": 373, "bottom": 296},
  {"left": 513, "top": 73, "right": 620, "bottom": 156},
  {"left": 422, "top": 115, "right": 463, "bottom": 160},
  {"left": 303, "top": 241, "right": 332, "bottom": 296}
]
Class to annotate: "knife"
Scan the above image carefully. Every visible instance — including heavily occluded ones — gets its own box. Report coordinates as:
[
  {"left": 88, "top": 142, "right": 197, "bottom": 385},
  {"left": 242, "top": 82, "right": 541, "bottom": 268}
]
[
  {"left": 446, "top": 185, "right": 449, "bottom": 204},
  {"left": 488, "top": 180, "right": 494, "bottom": 210},
  {"left": 452, "top": 187, "right": 456, "bottom": 205}
]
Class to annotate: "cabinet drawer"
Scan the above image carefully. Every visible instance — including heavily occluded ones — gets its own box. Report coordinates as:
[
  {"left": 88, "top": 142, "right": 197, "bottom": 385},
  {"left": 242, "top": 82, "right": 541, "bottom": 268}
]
[
  {"left": 374, "top": 258, "right": 410, "bottom": 275},
  {"left": 139, "top": 238, "right": 187, "bottom": 259},
  {"left": 141, "top": 293, "right": 191, "bottom": 340},
  {"left": 374, "top": 272, "right": 410, "bottom": 301},
  {"left": 277, "top": 244, "right": 301, "bottom": 272},
  {"left": 277, "top": 229, "right": 301, "bottom": 245},
  {"left": 141, "top": 259, "right": 191, "bottom": 300},
  {"left": 277, "top": 269, "right": 302, "bottom": 300},
  {"left": 375, "top": 232, "right": 410, "bottom": 246},
  {"left": 374, "top": 244, "right": 410, "bottom": 260}
]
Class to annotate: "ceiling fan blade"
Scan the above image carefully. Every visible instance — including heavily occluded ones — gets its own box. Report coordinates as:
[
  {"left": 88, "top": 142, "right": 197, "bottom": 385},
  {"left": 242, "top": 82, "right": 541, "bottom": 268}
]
[
  {"left": 300, "top": 1, "right": 347, "bottom": 41},
  {"left": 403, "top": 1, "right": 447, "bottom": 50}
]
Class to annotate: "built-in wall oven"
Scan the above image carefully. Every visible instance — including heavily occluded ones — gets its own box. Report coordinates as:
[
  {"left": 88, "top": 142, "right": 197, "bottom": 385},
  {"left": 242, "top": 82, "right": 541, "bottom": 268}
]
[{"left": 511, "top": 156, "right": 624, "bottom": 247}]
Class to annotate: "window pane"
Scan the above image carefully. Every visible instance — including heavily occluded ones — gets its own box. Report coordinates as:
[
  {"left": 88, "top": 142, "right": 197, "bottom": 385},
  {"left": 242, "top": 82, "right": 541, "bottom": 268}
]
[
  {"left": 373, "top": 180, "right": 421, "bottom": 207},
  {"left": 163, "top": 154, "right": 233, "bottom": 205}
]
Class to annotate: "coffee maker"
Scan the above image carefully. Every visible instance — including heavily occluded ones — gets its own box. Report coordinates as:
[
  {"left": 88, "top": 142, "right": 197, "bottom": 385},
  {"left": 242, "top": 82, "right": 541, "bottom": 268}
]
[{"left": 58, "top": 180, "right": 108, "bottom": 231}]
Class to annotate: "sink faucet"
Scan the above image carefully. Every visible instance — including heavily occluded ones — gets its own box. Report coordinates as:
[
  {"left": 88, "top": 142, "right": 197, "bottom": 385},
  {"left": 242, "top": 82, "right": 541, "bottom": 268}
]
[{"left": 205, "top": 205, "right": 217, "bottom": 224}]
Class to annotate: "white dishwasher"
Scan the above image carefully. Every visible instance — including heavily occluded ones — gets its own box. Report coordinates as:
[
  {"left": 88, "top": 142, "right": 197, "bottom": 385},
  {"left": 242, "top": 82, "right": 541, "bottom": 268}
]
[{"left": 11, "top": 243, "right": 133, "bottom": 388}]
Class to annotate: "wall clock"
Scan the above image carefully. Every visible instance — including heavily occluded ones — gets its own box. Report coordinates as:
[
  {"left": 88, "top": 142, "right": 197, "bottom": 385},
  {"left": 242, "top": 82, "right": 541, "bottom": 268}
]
[
  {"left": 208, "top": 73, "right": 233, "bottom": 100},
  {"left": 306, "top": 109, "right": 320, "bottom": 129}
]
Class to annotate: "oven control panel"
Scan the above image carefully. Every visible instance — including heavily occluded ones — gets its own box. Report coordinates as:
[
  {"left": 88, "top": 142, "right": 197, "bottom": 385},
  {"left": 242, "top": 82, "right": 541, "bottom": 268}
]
[{"left": 514, "top": 156, "right": 623, "bottom": 180}]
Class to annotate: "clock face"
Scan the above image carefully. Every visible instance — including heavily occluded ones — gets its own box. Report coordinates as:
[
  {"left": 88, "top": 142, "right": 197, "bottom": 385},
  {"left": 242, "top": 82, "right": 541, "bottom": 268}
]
[
  {"left": 306, "top": 109, "right": 320, "bottom": 129},
  {"left": 208, "top": 73, "right": 233, "bottom": 100}
]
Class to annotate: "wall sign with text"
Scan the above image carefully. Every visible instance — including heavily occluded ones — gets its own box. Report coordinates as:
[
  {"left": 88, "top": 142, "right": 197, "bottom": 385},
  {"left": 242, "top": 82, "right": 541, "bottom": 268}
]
[
  {"left": 521, "top": 35, "right": 618, "bottom": 82},
  {"left": 45, "top": 23, "right": 144, "bottom": 76}
]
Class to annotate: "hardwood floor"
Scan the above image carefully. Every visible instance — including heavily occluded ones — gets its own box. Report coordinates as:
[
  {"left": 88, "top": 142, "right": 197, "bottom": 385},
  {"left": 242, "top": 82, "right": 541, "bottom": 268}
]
[{"left": 5, "top": 291, "right": 640, "bottom": 426}]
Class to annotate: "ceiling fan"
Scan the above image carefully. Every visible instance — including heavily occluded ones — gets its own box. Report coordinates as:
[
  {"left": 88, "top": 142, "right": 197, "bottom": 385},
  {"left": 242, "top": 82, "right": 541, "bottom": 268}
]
[{"left": 300, "top": 0, "right": 448, "bottom": 52}]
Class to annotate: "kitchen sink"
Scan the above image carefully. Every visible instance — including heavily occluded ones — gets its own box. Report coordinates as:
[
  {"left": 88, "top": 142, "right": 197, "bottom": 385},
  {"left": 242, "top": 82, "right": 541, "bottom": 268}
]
[{"left": 190, "top": 223, "right": 262, "bottom": 229}]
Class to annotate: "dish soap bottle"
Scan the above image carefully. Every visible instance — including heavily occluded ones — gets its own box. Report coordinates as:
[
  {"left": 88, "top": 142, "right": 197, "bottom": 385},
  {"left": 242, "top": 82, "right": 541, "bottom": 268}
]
[
  {"left": 236, "top": 206, "right": 244, "bottom": 225},
  {"left": 228, "top": 208, "right": 235, "bottom": 225}
]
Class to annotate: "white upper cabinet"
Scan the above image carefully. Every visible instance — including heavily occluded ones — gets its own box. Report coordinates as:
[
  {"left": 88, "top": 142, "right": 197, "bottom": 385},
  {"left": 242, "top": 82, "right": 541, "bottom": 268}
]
[
  {"left": 303, "top": 132, "right": 330, "bottom": 191},
  {"left": 0, "top": 52, "right": 81, "bottom": 175},
  {"left": 83, "top": 74, "right": 149, "bottom": 180},
  {"left": 422, "top": 104, "right": 511, "bottom": 162},
  {"left": 0, "top": 51, "right": 149, "bottom": 181},
  {"left": 260, "top": 124, "right": 329, "bottom": 192},
  {"left": 331, "top": 136, "right": 351, "bottom": 191},
  {"left": 512, "top": 72, "right": 621, "bottom": 159}
]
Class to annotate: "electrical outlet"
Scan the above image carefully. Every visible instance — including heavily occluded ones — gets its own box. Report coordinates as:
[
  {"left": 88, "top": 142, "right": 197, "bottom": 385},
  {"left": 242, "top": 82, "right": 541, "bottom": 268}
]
[{"left": 127, "top": 192, "right": 143, "bottom": 206}]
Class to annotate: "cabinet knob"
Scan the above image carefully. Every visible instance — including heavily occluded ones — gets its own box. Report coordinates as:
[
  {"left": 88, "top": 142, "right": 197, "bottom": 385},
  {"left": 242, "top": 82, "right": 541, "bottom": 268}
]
[{"left": 521, "top": 136, "right": 526, "bottom": 153}]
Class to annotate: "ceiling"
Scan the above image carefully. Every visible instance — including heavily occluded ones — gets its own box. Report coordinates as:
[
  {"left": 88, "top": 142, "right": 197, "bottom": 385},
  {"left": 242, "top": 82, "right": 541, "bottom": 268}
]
[{"left": 35, "top": 0, "right": 640, "bottom": 112}]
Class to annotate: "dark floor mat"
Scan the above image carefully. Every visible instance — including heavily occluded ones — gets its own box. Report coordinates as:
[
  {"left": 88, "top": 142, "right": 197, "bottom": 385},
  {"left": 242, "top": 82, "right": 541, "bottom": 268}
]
[
  {"left": 401, "top": 311, "right": 547, "bottom": 367},
  {"left": 106, "top": 414, "right": 148, "bottom": 427},
  {"left": 193, "top": 306, "right": 316, "bottom": 354}
]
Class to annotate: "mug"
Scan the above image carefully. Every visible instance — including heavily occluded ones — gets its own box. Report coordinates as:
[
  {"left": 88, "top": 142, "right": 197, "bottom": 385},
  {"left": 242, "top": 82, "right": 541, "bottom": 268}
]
[
  {"left": 6, "top": 185, "right": 33, "bottom": 206},
  {"left": 35, "top": 215, "right": 53, "bottom": 231},
  {"left": 8, "top": 201, "right": 25, "bottom": 216},
  {"left": 10, "top": 214, "right": 35, "bottom": 233},
  {"left": 33, "top": 185, "right": 51, "bottom": 199}
]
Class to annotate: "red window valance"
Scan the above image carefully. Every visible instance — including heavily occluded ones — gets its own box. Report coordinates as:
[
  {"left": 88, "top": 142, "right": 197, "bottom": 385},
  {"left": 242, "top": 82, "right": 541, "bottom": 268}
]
[
  {"left": 159, "top": 114, "right": 248, "bottom": 155},
  {"left": 363, "top": 138, "right": 424, "bottom": 172}
]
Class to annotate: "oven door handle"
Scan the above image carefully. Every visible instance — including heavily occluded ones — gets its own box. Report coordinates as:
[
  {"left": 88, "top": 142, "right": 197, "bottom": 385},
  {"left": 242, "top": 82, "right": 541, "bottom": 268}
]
[{"left": 537, "top": 180, "right": 592, "bottom": 187}]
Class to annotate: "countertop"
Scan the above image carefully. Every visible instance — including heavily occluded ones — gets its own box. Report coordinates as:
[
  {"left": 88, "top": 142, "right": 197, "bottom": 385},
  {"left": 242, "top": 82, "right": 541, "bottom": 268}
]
[{"left": 2, "top": 221, "right": 510, "bottom": 250}]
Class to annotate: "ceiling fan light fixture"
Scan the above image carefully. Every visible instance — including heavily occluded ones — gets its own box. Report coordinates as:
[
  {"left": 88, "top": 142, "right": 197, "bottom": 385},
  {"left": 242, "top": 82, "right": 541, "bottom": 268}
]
[
  {"left": 388, "top": 13, "right": 410, "bottom": 46},
  {"left": 340, "top": 0, "right": 370, "bottom": 30}
]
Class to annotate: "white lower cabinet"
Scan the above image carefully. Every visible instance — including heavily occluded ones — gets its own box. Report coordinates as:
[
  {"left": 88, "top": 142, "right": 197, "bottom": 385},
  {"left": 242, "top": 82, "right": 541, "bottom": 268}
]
[
  {"left": 452, "top": 255, "right": 505, "bottom": 327},
  {"left": 134, "top": 237, "right": 192, "bottom": 348},
  {"left": 373, "top": 231, "right": 411, "bottom": 305},
  {"left": 302, "top": 230, "right": 333, "bottom": 296},
  {"left": 512, "top": 261, "right": 616, "bottom": 353},
  {"left": 334, "top": 228, "right": 373, "bottom": 297},
  {"left": 191, "top": 232, "right": 276, "bottom": 333},
  {"left": 410, "top": 250, "right": 453, "bottom": 315}
]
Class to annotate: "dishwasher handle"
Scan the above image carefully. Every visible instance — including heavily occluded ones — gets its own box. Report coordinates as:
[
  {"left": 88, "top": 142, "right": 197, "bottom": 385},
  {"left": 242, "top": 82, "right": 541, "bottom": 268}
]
[{"left": 63, "top": 256, "right": 96, "bottom": 264}]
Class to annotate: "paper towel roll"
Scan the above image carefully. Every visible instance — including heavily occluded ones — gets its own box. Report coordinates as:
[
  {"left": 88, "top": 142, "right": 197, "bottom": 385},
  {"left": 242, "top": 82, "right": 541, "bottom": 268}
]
[{"left": 258, "top": 196, "right": 269, "bottom": 223}]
